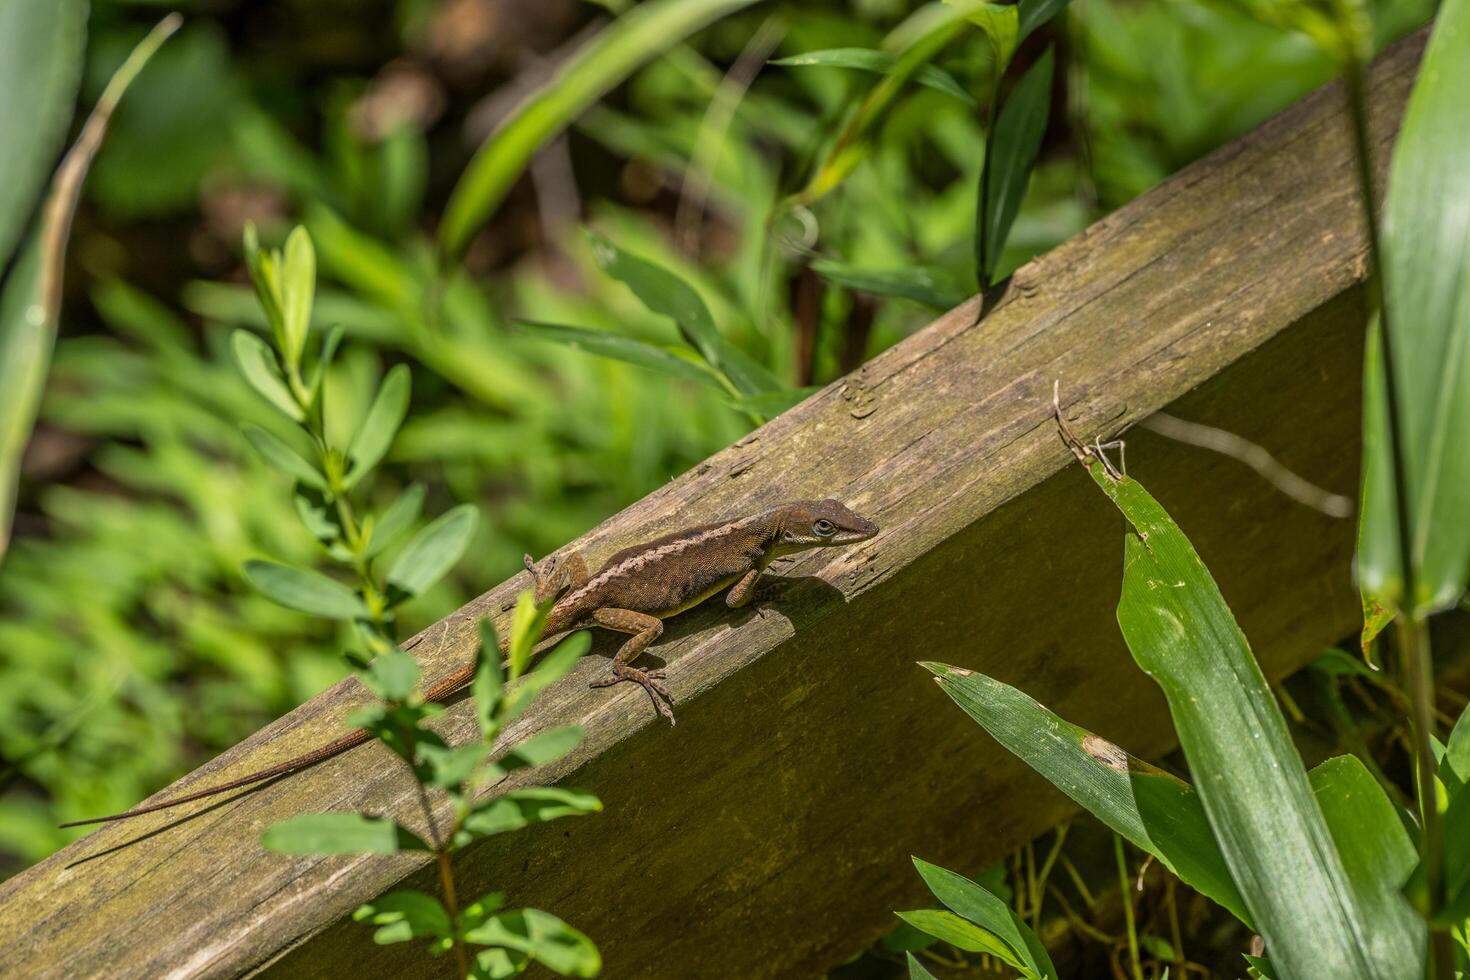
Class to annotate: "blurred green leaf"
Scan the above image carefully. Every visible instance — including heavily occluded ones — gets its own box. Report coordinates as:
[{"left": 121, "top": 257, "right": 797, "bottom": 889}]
[
  {"left": 0, "top": 14, "right": 178, "bottom": 561},
  {"left": 1308, "top": 755, "right": 1422, "bottom": 970},
  {"left": 894, "top": 910, "right": 1025, "bottom": 968},
  {"left": 243, "top": 559, "right": 368, "bottom": 619},
  {"left": 0, "top": 0, "right": 85, "bottom": 269},
  {"left": 503, "top": 632, "right": 591, "bottom": 721},
  {"left": 500, "top": 725, "right": 583, "bottom": 773},
  {"left": 957, "top": 2, "right": 1019, "bottom": 71},
  {"left": 723, "top": 387, "right": 821, "bottom": 419},
  {"left": 353, "top": 890, "right": 451, "bottom": 945},
  {"left": 1086, "top": 458, "right": 1407, "bottom": 980},
  {"left": 440, "top": 0, "right": 762, "bottom": 259},
  {"left": 241, "top": 424, "right": 327, "bottom": 490},
  {"left": 809, "top": 258, "right": 968, "bottom": 309},
  {"left": 305, "top": 324, "right": 345, "bottom": 401},
  {"left": 232, "top": 330, "right": 303, "bottom": 421},
  {"left": 420, "top": 741, "right": 490, "bottom": 789},
  {"left": 1018, "top": 0, "right": 1073, "bottom": 42},
  {"left": 507, "top": 590, "right": 552, "bottom": 679},
  {"left": 386, "top": 503, "right": 478, "bottom": 599},
  {"left": 1358, "top": 0, "right": 1470, "bottom": 618},
  {"left": 366, "top": 483, "right": 425, "bottom": 558},
  {"left": 475, "top": 618, "right": 505, "bottom": 737},
  {"left": 587, "top": 230, "right": 780, "bottom": 394},
  {"left": 924, "top": 662, "right": 1252, "bottom": 926},
  {"left": 346, "top": 364, "right": 411, "bottom": 488},
  {"left": 978, "top": 46, "right": 1054, "bottom": 286},
  {"left": 363, "top": 650, "right": 419, "bottom": 702},
  {"left": 770, "top": 49, "right": 977, "bottom": 106},
  {"left": 1443, "top": 704, "right": 1470, "bottom": 788},
  {"left": 261, "top": 811, "right": 430, "bottom": 854},
  {"left": 458, "top": 788, "right": 602, "bottom": 843},
  {"left": 514, "top": 319, "right": 722, "bottom": 388},
  {"left": 912, "top": 857, "right": 1055, "bottom": 977},
  {"left": 279, "top": 228, "right": 315, "bottom": 368}
]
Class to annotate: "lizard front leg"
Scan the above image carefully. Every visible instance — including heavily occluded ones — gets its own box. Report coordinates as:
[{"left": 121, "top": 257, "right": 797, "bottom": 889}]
[
  {"left": 726, "top": 567, "right": 764, "bottom": 609},
  {"left": 588, "top": 608, "right": 675, "bottom": 724}
]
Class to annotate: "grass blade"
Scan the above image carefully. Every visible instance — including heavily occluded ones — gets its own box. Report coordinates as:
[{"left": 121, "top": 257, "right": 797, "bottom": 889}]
[
  {"left": 977, "top": 46, "right": 1053, "bottom": 287},
  {"left": 770, "top": 49, "right": 976, "bottom": 106},
  {"left": 514, "top": 319, "right": 722, "bottom": 387}
]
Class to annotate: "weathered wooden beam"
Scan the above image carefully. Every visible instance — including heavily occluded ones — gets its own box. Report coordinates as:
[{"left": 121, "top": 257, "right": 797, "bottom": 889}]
[{"left": 0, "top": 30, "right": 1425, "bottom": 979}]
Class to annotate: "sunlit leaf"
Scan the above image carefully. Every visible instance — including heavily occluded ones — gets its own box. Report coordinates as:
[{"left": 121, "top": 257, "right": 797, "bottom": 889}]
[
  {"left": 346, "top": 364, "right": 411, "bottom": 489},
  {"left": 261, "top": 811, "right": 430, "bottom": 854},
  {"left": 500, "top": 726, "right": 583, "bottom": 773},
  {"left": 912, "top": 857, "right": 1055, "bottom": 977},
  {"left": 231, "top": 329, "right": 303, "bottom": 420},
  {"left": 279, "top": 227, "right": 315, "bottom": 367},
  {"left": 457, "top": 787, "right": 602, "bottom": 843},
  {"left": 386, "top": 503, "right": 478, "bottom": 599},
  {"left": 353, "top": 890, "right": 451, "bottom": 945},
  {"left": 475, "top": 617, "right": 505, "bottom": 736},
  {"left": 894, "top": 910, "right": 1026, "bottom": 969}
]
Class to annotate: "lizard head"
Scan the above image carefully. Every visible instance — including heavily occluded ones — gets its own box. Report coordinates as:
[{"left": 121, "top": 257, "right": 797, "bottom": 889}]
[{"left": 773, "top": 499, "right": 879, "bottom": 549}]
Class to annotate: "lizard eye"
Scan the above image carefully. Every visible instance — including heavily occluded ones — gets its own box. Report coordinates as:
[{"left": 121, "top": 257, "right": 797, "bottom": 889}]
[{"left": 813, "top": 519, "right": 835, "bottom": 537}]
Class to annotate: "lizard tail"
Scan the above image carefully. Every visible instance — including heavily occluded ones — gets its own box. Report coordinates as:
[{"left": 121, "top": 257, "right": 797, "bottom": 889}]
[{"left": 58, "top": 650, "right": 493, "bottom": 829}]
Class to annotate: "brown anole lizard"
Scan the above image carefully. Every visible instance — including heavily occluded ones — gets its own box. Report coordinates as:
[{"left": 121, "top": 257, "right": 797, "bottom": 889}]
[{"left": 61, "top": 499, "right": 878, "bottom": 828}]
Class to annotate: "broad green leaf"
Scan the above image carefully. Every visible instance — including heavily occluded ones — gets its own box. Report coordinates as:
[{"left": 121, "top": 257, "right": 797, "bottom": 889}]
[
  {"left": 279, "top": 227, "right": 315, "bottom": 367},
  {"left": 0, "top": 14, "right": 177, "bottom": 561},
  {"left": 231, "top": 330, "right": 303, "bottom": 420},
  {"left": 241, "top": 424, "right": 326, "bottom": 490},
  {"left": 502, "top": 632, "right": 591, "bottom": 721},
  {"left": 1358, "top": 0, "right": 1470, "bottom": 618},
  {"left": 1086, "top": 459, "right": 1395, "bottom": 980},
  {"left": 925, "top": 663, "right": 1252, "bottom": 926},
  {"left": 770, "top": 49, "right": 976, "bottom": 106},
  {"left": 1308, "top": 756, "right": 1423, "bottom": 972},
  {"left": 912, "top": 857, "right": 1055, "bottom": 978},
  {"left": 461, "top": 908, "right": 600, "bottom": 978},
  {"left": 977, "top": 46, "right": 1053, "bottom": 286},
  {"left": 346, "top": 364, "right": 411, "bottom": 489},
  {"left": 0, "top": 0, "right": 85, "bottom": 269},
  {"left": 475, "top": 617, "right": 505, "bottom": 736},
  {"left": 457, "top": 787, "right": 602, "bottom": 842},
  {"left": 808, "top": 259, "right": 967, "bottom": 310},
  {"left": 261, "top": 811, "right": 430, "bottom": 854},
  {"left": 365, "top": 483, "right": 425, "bottom": 558},
  {"left": 386, "top": 503, "right": 478, "bottom": 599},
  {"left": 906, "top": 953, "right": 940, "bottom": 980},
  {"left": 353, "top": 890, "right": 451, "bottom": 945},
  {"left": 586, "top": 231, "right": 781, "bottom": 395},
  {"left": 514, "top": 319, "right": 722, "bottom": 388},
  {"left": 894, "top": 910, "right": 1027, "bottom": 970},
  {"left": 500, "top": 726, "right": 583, "bottom": 773},
  {"left": 439, "top": 0, "right": 761, "bottom": 260},
  {"left": 243, "top": 559, "right": 368, "bottom": 619},
  {"left": 362, "top": 650, "right": 419, "bottom": 702}
]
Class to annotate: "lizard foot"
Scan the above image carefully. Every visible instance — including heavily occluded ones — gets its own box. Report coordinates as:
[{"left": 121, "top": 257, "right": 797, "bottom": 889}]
[{"left": 590, "top": 667, "right": 676, "bottom": 725}]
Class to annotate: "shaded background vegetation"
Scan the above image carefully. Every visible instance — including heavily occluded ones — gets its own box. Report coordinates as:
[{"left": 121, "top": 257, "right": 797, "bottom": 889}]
[{"left": 0, "top": 0, "right": 1434, "bottom": 916}]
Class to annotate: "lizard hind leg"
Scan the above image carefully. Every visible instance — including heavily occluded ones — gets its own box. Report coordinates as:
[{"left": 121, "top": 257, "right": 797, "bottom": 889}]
[{"left": 588, "top": 607, "right": 675, "bottom": 725}]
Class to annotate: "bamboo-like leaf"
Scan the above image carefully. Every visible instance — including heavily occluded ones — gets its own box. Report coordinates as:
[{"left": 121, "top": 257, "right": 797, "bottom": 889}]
[
  {"left": 977, "top": 46, "right": 1053, "bottom": 286},
  {"left": 438, "top": 0, "right": 761, "bottom": 260},
  {"left": 514, "top": 319, "right": 722, "bottom": 388},
  {"left": 386, "top": 503, "right": 478, "bottom": 599},
  {"left": 346, "top": 363, "right": 411, "bottom": 488},
  {"left": 770, "top": 49, "right": 976, "bottom": 106},
  {"left": 924, "top": 662, "right": 1252, "bottom": 925},
  {"left": 1358, "top": 0, "right": 1470, "bottom": 618},
  {"left": 723, "top": 387, "right": 821, "bottom": 419},
  {"left": 894, "top": 910, "right": 1026, "bottom": 969},
  {"left": 906, "top": 953, "right": 940, "bottom": 980},
  {"left": 241, "top": 423, "right": 327, "bottom": 490},
  {"left": 231, "top": 329, "right": 303, "bottom": 420},
  {"left": 1085, "top": 457, "right": 1403, "bottom": 980},
  {"left": 808, "top": 259, "right": 968, "bottom": 310},
  {"left": 261, "top": 812, "right": 430, "bottom": 854},
  {"left": 911, "top": 857, "right": 1055, "bottom": 977},
  {"left": 243, "top": 559, "right": 368, "bottom": 619},
  {"left": 0, "top": 14, "right": 178, "bottom": 561}
]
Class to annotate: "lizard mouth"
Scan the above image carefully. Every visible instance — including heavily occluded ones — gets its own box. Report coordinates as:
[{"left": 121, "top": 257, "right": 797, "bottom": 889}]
[{"left": 835, "top": 515, "right": 879, "bottom": 544}]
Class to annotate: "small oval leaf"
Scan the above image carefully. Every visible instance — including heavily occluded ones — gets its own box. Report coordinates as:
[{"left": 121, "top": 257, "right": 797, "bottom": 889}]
[{"left": 243, "top": 559, "right": 367, "bottom": 619}]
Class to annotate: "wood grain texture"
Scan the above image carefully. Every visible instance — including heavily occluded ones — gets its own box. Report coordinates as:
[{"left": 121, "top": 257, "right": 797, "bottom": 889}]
[{"left": 0, "top": 31, "right": 1425, "bottom": 978}]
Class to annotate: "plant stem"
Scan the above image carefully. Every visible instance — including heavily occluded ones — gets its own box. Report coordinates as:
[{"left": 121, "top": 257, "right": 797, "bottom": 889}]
[
  {"left": 437, "top": 848, "right": 469, "bottom": 979},
  {"left": 1343, "top": 59, "right": 1452, "bottom": 978},
  {"left": 1114, "top": 835, "right": 1142, "bottom": 980}
]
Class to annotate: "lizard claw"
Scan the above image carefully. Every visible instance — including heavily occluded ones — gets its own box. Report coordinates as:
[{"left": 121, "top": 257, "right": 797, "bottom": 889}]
[{"left": 591, "top": 668, "right": 676, "bottom": 725}]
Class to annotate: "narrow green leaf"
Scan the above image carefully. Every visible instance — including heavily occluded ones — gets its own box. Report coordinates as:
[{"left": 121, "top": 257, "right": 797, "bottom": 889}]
[
  {"left": 346, "top": 364, "right": 411, "bottom": 489},
  {"left": 386, "top": 503, "right": 478, "bottom": 599},
  {"left": 1308, "top": 756, "right": 1423, "bottom": 971},
  {"left": 906, "top": 952, "right": 940, "bottom": 980},
  {"left": 241, "top": 423, "right": 327, "bottom": 490},
  {"left": 261, "top": 811, "right": 430, "bottom": 854},
  {"left": 912, "top": 857, "right": 1054, "bottom": 977},
  {"left": 500, "top": 726, "right": 583, "bottom": 773},
  {"left": 770, "top": 49, "right": 976, "bottom": 106},
  {"left": 0, "top": 0, "right": 85, "bottom": 270},
  {"left": 439, "top": 0, "right": 760, "bottom": 259},
  {"left": 1444, "top": 704, "right": 1470, "bottom": 788},
  {"left": 243, "top": 559, "right": 368, "bottom": 619},
  {"left": 1358, "top": 0, "right": 1470, "bottom": 617},
  {"left": 1017, "top": 0, "right": 1073, "bottom": 42},
  {"left": 460, "top": 907, "right": 601, "bottom": 978},
  {"left": 458, "top": 787, "right": 602, "bottom": 841},
  {"left": 365, "top": 483, "right": 425, "bottom": 558},
  {"left": 354, "top": 889, "right": 452, "bottom": 945},
  {"left": 894, "top": 910, "right": 1027, "bottom": 970},
  {"left": 232, "top": 330, "right": 303, "bottom": 420},
  {"left": 503, "top": 632, "right": 591, "bottom": 721},
  {"left": 475, "top": 617, "right": 505, "bottom": 737},
  {"left": 723, "top": 387, "right": 821, "bottom": 420},
  {"left": 809, "top": 259, "right": 968, "bottom": 310},
  {"left": 924, "top": 663, "right": 1252, "bottom": 926},
  {"left": 977, "top": 46, "right": 1053, "bottom": 286},
  {"left": 514, "top": 319, "right": 722, "bottom": 387},
  {"left": 1086, "top": 460, "right": 1396, "bottom": 980},
  {"left": 507, "top": 590, "right": 551, "bottom": 679},
  {"left": 279, "top": 227, "right": 315, "bottom": 367}
]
